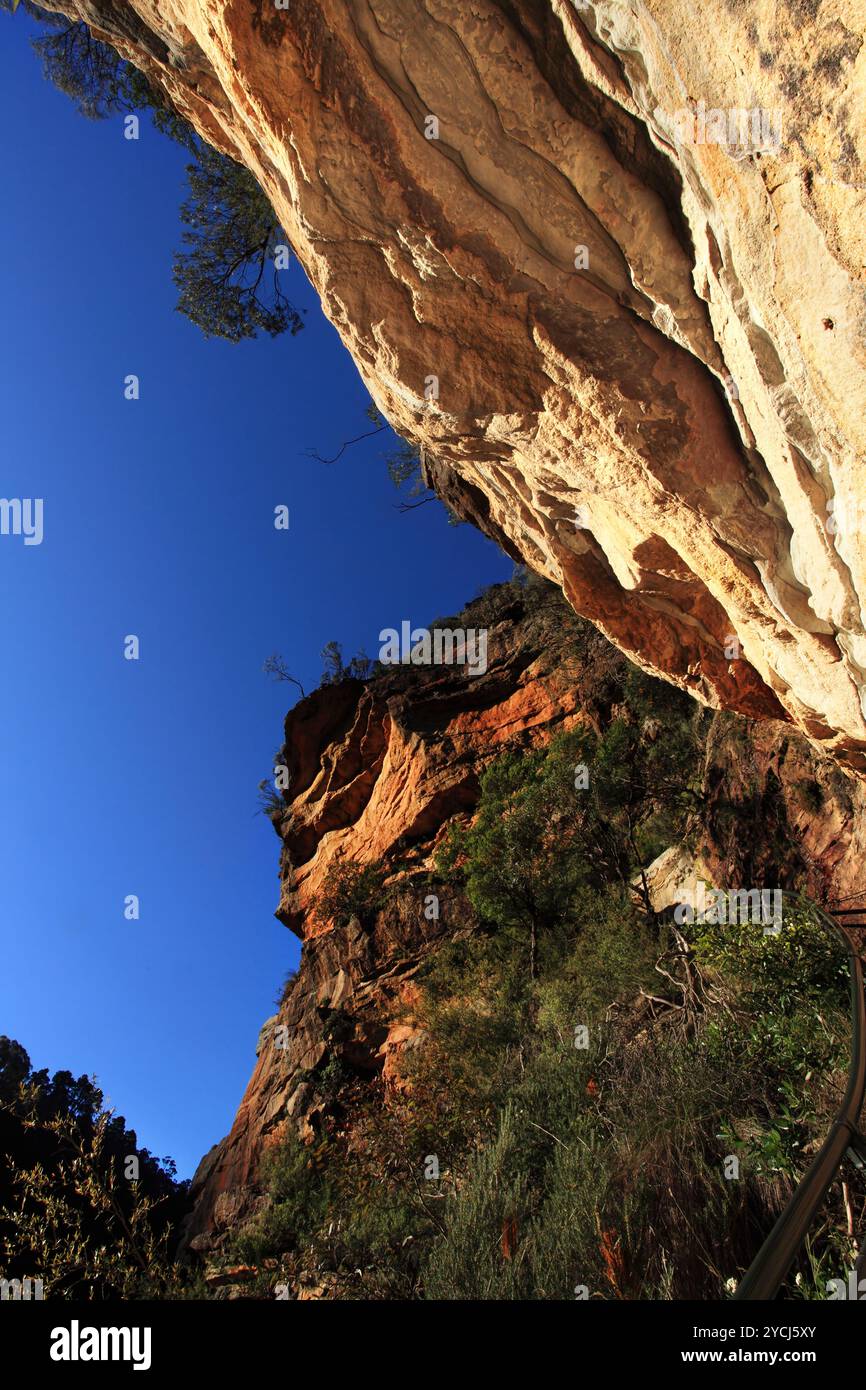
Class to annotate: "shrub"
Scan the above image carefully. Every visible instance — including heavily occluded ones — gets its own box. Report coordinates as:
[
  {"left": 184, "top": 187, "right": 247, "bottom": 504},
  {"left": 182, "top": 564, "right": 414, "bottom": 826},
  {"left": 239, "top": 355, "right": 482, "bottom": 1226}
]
[
  {"left": 319, "top": 641, "right": 379, "bottom": 685},
  {"left": 231, "top": 1137, "right": 334, "bottom": 1265},
  {"left": 691, "top": 901, "right": 848, "bottom": 1015},
  {"left": 0, "top": 1048, "right": 189, "bottom": 1299},
  {"left": 417, "top": 888, "right": 856, "bottom": 1299},
  {"left": 315, "top": 859, "right": 386, "bottom": 928}
]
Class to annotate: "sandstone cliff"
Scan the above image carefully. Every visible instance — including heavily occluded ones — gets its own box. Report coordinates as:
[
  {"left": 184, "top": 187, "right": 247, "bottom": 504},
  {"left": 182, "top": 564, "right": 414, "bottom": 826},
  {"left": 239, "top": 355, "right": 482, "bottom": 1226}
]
[
  {"left": 184, "top": 581, "right": 609, "bottom": 1249},
  {"left": 45, "top": 0, "right": 866, "bottom": 765},
  {"left": 182, "top": 580, "right": 866, "bottom": 1257}
]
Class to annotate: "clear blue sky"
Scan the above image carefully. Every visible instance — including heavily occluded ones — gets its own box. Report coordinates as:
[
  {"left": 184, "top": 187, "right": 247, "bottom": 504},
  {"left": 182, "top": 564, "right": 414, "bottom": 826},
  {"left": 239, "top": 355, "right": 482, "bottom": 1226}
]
[{"left": 0, "top": 13, "right": 510, "bottom": 1177}]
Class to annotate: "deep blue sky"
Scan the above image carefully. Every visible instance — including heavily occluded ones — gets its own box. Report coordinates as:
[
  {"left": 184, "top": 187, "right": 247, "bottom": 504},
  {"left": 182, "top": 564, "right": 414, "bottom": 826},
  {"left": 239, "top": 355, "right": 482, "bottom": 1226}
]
[{"left": 0, "top": 14, "right": 510, "bottom": 1177}]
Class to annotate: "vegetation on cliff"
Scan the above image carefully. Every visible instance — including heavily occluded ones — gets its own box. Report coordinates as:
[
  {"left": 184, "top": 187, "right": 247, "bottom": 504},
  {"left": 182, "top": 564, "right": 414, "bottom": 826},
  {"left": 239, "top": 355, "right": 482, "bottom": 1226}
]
[
  {"left": 2, "top": 580, "right": 861, "bottom": 1300},
  {"left": 213, "top": 599, "right": 861, "bottom": 1300},
  {"left": 4, "top": 0, "right": 303, "bottom": 343},
  {"left": 220, "top": 846, "right": 855, "bottom": 1301}
]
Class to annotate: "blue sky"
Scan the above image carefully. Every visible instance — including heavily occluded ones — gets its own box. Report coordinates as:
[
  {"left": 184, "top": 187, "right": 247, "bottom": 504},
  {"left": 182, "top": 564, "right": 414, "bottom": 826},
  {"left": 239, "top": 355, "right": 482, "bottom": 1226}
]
[{"left": 0, "top": 13, "right": 510, "bottom": 1177}]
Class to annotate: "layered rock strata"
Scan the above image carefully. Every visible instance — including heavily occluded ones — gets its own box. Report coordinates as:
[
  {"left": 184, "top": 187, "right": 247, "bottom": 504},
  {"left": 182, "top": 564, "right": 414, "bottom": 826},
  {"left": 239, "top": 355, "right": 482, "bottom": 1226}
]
[
  {"left": 184, "top": 585, "right": 866, "bottom": 1251},
  {"left": 184, "top": 585, "right": 600, "bottom": 1247},
  {"left": 44, "top": 0, "right": 866, "bottom": 765}
]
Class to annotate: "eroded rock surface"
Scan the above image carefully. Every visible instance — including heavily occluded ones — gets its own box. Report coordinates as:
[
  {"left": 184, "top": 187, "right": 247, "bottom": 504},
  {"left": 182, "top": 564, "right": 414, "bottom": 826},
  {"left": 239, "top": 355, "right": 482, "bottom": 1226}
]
[
  {"left": 182, "top": 583, "right": 866, "bottom": 1252},
  {"left": 47, "top": 0, "right": 866, "bottom": 765},
  {"left": 182, "top": 585, "right": 599, "bottom": 1248}
]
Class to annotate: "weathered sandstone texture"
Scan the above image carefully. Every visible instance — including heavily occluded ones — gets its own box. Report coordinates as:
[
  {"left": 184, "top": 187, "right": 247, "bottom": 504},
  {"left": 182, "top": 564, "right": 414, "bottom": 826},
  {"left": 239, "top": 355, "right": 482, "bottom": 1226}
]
[
  {"left": 49, "top": 0, "right": 866, "bottom": 765},
  {"left": 183, "top": 585, "right": 603, "bottom": 1248},
  {"left": 182, "top": 583, "right": 866, "bottom": 1251}
]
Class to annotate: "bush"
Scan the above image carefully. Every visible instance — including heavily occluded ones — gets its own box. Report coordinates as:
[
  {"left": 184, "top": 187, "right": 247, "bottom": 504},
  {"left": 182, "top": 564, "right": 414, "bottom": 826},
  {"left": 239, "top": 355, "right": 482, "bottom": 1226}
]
[
  {"left": 0, "top": 1041, "right": 190, "bottom": 1299},
  {"left": 319, "top": 641, "right": 378, "bottom": 685},
  {"left": 275, "top": 967, "right": 299, "bottom": 1010},
  {"left": 410, "top": 855, "right": 856, "bottom": 1298},
  {"left": 315, "top": 860, "right": 386, "bottom": 929},
  {"left": 420, "top": 911, "right": 854, "bottom": 1300},
  {"left": 691, "top": 901, "right": 848, "bottom": 1015},
  {"left": 232, "top": 868, "right": 857, "bottom": 1298},
  {"left": 231, "top": 1137, "right": 333, "bottom": 1265}
]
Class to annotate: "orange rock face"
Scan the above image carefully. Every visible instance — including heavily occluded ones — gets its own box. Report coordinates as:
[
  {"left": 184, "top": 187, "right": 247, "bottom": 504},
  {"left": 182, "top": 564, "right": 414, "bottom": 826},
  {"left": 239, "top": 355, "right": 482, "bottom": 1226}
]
[
  {"left": 274, "top": 615, "right": 588, "bottom": 940},
  {"left": 179, "top": 584, "right": 866, "bottom": 1252},
  {"left": 182, "top": 587, "right": 599, "bottom": 1248},
  {"left": 47, "top": 0, "right": 866, "bottom": 766}
]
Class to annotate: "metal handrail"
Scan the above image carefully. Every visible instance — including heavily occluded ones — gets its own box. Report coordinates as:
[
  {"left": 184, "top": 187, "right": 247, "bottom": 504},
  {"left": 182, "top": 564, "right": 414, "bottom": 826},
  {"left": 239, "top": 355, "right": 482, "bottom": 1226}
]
[{"left": 734, "top": 893, "right": 866, "bottom": 1300}]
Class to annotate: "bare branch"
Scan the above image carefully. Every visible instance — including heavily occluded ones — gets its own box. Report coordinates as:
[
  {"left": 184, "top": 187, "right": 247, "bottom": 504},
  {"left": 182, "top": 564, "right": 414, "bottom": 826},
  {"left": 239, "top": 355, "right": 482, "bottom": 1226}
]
[{"left": 305, "top": 425, "right": 387, "bottom": 465}]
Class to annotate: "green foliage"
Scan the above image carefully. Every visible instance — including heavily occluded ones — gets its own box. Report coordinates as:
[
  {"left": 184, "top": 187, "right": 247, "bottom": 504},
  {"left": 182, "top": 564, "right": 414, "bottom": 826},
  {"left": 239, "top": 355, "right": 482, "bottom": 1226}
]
[
  {"left": 173, "top": 145, "right": 304, "bottom": 342},
  {"left": 692, "top": 901, "right": 847, "bottom": 1015},
  {"left": 436, "top": 699, "right": 701, "bottom": 980},
  {"left": 385, "top": 437, "right": 423, "bottom": 491},
  {"left": 229, "top": 1114, "right": 436, "bottom": 1298},
  {"left": 26, "top": 12, "right": 141, "bottom": 120},
  {"left": 315, "top": 859, "right": 386, "bottom": 928},
  {"left": 593, "top": 668, "right": 706, "bottom": 850},
  {"left": 691, "top": 902, "right": 850, "bottom": 1191},
  {"left": 419, "top": 897, "right": 855, "bottom": 1300},
  {"left": 307, "top": 1053, "right": 352, "bottom": 1106},
  {"left": 232, "top": 1137, "right": 335, "bottom": 1265},
  {"left": 365, "top": 403, "right": 423, "bottom": 495},
  {"left": 10, "top": 6, "right": 196, "bottom": 147},
  {"left": 535, "top": 888, "right": 658, "bottom": 1024},
  {"left": 228, "top": 699, "right": 857, "bottom": 1301},
  {"left": 399, "top": 742, "right": 857, "bottom": 1299},
  {"left": 364, "top": 403, "right": 463, "bottom": 525},
  {"left": 423, "top": 1104, "right": 531, "bottom": 1300},
  {"left": 13, "top": 6, "right": 301, "bottom": 343},
  {"left": 0, "top": 1039, "right": 189, "bottom": 1299},
  {"left": 436, "top": 731, "right": 602, "bottom": 979}
]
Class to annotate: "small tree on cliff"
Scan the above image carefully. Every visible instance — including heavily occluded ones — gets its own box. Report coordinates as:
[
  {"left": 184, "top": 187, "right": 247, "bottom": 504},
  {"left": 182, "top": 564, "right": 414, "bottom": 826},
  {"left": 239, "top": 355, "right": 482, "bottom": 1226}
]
[
  {"left": 437, "top": 686, "right": 705, "bottom": 980},
  {"left": 5, "top": 3, "right": 303, "bottom": 343},
  {"left": 319, "top": 641, "right": 377, "bottom": 685},
  {"left": 173, "top": 145, "right": 305, "bottom": 342},
  {"left": 316, "top": 860, "right": 387, "bottom": 929},
  {"left": 22, "top": 7, "right": 129, "bottom": 117},
  {"left": 5, "top": 3, "right": 196, "bottom": 143},
  {"left": 437, "top": 732, "right": 610, "bottom": 982}
]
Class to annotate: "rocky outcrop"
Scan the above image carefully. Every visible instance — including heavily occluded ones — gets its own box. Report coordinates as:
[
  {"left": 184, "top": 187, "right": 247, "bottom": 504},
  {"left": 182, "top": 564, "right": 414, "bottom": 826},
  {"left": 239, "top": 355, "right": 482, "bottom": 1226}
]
[
  {"left": 274, "top": 595, "right": 600, "bottom": 937},
  {"left": 45, "top": 0, "right": 866, "bottom": 766},
  {"left": 697, "top": 710, "right": 866, "bottom": 902},
  {"left": 183, "top": 581, "right": 866, "bottom": 1253},
  {"left": 183, "top": 583, "right": 604, "bottom": 1248}
]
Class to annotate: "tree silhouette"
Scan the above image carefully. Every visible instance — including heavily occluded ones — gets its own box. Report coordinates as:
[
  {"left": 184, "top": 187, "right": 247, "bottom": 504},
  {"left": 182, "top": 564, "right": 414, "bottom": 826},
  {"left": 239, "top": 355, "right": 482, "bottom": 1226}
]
[{"left": 3, "top": 3, "right": 302, "bottom": 342}]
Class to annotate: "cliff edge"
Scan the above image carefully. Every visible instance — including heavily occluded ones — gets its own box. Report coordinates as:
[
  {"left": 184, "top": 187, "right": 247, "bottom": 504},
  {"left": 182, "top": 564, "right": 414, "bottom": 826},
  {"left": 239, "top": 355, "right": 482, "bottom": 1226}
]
[{"left": 43, "top": 0, "right": 866, "bottom": 764}]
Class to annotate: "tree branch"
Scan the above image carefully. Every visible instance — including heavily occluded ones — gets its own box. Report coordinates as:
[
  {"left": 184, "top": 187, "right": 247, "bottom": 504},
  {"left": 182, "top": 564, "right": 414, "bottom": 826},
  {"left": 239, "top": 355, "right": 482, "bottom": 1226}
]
[{"left": 305, "top": 425, "right": 387, "bottom": 465}]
